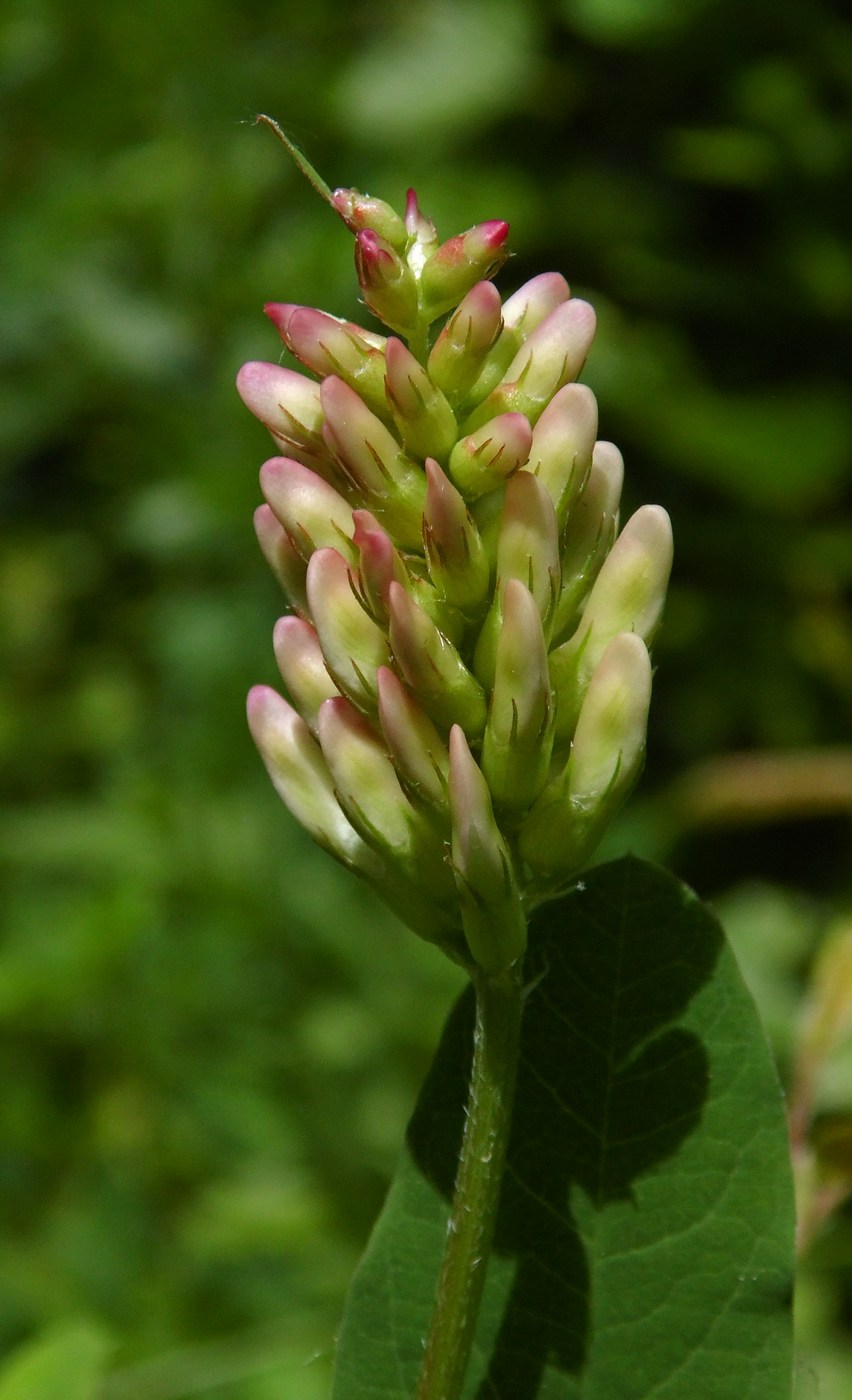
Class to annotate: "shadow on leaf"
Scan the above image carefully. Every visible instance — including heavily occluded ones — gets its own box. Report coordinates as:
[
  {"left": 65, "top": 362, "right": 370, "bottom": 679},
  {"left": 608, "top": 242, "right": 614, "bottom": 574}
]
[{"left": 407, "top": 857, "right": 718, "bottom": 1398}]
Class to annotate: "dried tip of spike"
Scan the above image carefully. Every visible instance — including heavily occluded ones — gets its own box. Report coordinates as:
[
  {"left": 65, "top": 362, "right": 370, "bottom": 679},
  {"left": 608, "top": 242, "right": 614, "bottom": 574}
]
[{"left": 254, "top": 114, "right": 336, "bottom": 209}]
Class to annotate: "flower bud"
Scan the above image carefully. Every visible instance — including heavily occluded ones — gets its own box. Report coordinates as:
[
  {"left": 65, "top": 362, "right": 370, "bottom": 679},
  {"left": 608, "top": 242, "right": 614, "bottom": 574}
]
[
  {"left": 549, "top": 504, "right": 673, "bottom": 740},
  {"left": 427, "top": 281, "right": 504, "bottom": 404},
  {"left": 388, "top": 581, "right": 487, "bottom": 737},
  {"left": 352, "top": 510, "right": 410, "bottom": 624},
  {"left": 377, "top": 666, "right": 450, "bottom": 810},
  {"left": 318, "top": 698, "right": 430, "bottom": 857},
  {"left": 404, "top": 188, "right": 440, "bottom": 270},
  {"left": 527, "top": 383, "right": 598, "bottom": 529},
  {"left": 481, "top": 580, "right": 554, "bottom": 810},
  {"left": 464, "top": 273, "right": 572, "bottom": 404},
  {"left": 253, "top": 504, "right": 309, "bottom": 612},
  {"left": 273, "top": 615, "right": 340, "bottom": 732},
  {"left": 306, "top": 547, "right": 392, "bottom": 709},
  {"left": 420, "top": 220, "right": 510, "bottom": 323},
  {"left": 473, "top": 472, "right": 561, "bottom": 687},
  {"left": 461, "top": 299, "right": 597, "bottom": 434},
  {"left": 447, "top": 412, "right": 533, "bottom": 499},
  {"left": 247, "top": 686, "right": 380, "bottom": 876},
  {"left": 265, "top": 303, "right": 390, "bottom": 421},
  {"left": 448, "top": 726, "right": 527, "bottom": 974},
  {"left": 422, "top": 460, "right": 491, "bottom": 614},
  {"left": 332, "top": 188, "right": 408, "bottom": 251},
  {"left": 384, "top": 337, "right": 458, "bottom": 462},
  {"left": 519, "top": 633, "right": 652, "bottom": 877},
  {"left": 320, "top": 376, "right": 427, "bottom": 548},
  {"left": 237, "top": 361, "right": 332, "bottom": 473},
  {"left": 550, "top": 439, "right": 624, "bottom": 645},
  {"left": 259, "top": 457, "right": 356, "bottom": 565},
  {"left": 354, "top": 230, "right": 419, "bottom": 335}
]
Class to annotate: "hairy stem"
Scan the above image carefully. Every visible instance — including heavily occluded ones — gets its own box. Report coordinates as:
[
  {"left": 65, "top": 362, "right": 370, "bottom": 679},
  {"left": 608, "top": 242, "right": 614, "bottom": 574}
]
[{"left": 415, "top": 960, "right": 524, "bottom": 1400}]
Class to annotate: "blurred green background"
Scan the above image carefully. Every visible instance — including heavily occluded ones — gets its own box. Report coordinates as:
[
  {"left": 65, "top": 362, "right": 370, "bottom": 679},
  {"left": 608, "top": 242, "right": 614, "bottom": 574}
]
[{"left": 1, "top": 0, "right": 851, "bottom": 1395}]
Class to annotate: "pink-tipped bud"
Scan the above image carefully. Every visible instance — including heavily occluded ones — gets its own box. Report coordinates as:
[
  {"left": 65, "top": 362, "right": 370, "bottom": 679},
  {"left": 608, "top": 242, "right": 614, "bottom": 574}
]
[
  {"left": 461, "top": 299, "right": 597, "bottom": 434},
  {"left": 551, "top": 439, "right": 624, "bottom": 645},
  {"left": 461, "top": 273, "right": 572, "bottom": 405},
  {"left": 377, "top": 666, "right": 450, "bottom": 810},
  {"left": 447, "top": 411, "right": 533, "bottom": 499},
  {"left": 384, "top": 337, "right": 458, "bottom": 462},
  {"left": 481, "top": 580, "right": 554, "bottom": 810},
  {"left": 519, "top": 633, "right": 652, "bottom": 877},
  {"left": 253, "top": 505, "right": 309, "bottom": 613},
  {"left": 388, "top": 582, "right": 487, "bottom": 738},
  {"left": 332, "top": 188, "right": 408, "bottom": 251},
  {"left": 527, "top": 383, "right": 598, "bottom": 529},
  {"left": 473, "top": 472, "right": 561, "bottom": 687},
  {"left": 427, "top": 281, "right": 504, "bottom": 404},
  {"left": 420, "top": 220, "right": 510, "bottom": 323},
  {"left": 259, "top": 457, "right": 356, "bottom": 565},
  {"left": 549, "top": 503, "right": 673, "bottom": 740},
  {"left": 497, "top": 472, "right": 561, "bottom": 620},
  {"left": 306, "top": 547, "right": 392, "bottom": 710},
  {"left": 447, "top": 726, "right": 527, "bottom": 974},
  {"left": 352, "top": 510, "right": 410, "bottom": 624},
  {"left": 266, "top": 303, "right": 390, "bottom": 420},
  {"left": 501, "top": 272, "right": 571, "bottom": 334},
  {"left": 247, "top": 686, "right": 379, "bottom": 876},
  {"left": 272, "top": 615, "right": 340, "bottom": 733},
  {"left": 317, "top": 696, "right": 454, "bottom": 900},
  {"left": 320, "top": 376, "right": 427, "bottom": 548},
  {"left": 354, "top": 230, "right": 419, "bottom": 335},
  {"left": 423, "top": 460, "right": 490, "bottom": 614},
  {"left": 236, "top": 361, "right": 328, "bottom": 467}
]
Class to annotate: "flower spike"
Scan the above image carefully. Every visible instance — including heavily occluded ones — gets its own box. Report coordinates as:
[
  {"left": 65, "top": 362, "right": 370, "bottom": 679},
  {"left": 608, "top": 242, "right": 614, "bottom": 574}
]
[{"left": 241, "top": 171, "right": 671, "bottom": 959}]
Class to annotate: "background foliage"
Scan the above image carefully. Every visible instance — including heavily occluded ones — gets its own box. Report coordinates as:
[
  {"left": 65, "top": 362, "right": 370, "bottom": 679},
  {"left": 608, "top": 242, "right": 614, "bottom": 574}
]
[{"left": 1, "top": 0, "right": 850, "bottom": 1395}]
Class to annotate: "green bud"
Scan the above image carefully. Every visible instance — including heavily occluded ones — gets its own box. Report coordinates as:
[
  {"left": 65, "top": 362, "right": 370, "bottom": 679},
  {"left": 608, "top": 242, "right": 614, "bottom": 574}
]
[
  {"left": 247, "top": 686, "right": 381, "bottom": 876},
  {"left": 448, "top": 725, "right": 527, "bottom": 974},
  {"left": 447, "top": 411, "right": 533, "bottom": 499},
  {"left": 519, "top": 633, "right": 652, "bottom": 878},
  {"left": 550, "top": 439, "right": 623, "bottom": 646},
  {"left": 481, "top": 580, "right": 554, "bottom": 810},
  {"left": 320, "top": 376, "right": 427, "bottom": 548},
  {"left": 549, "top": 504, "right": 673, "bottom": 741},
  {"left": 306, "top": 547, "right": 392, "bottom": 710},
  {"left": 384, "top": 337, "right": 458, "bottom": 462},
  {"left": 259, "top": 457, "right": 357, "bottom": 565},
  {"left": 377, "top": 665, "right": 450, "bottom": 811},
  {"left": 354, "top": 230, "right": 420, "bottom": 335},
  {"left": 460, "top": 299, "right": 597, "bottom": 434},
  {"left": 388, "top": 581, "right": 487, "bottom": 737},
  {"left": 461, "top": 272, "right": 572, "bottom": 406},
  {"left": 527, "top": 383, "right": 598, "bottom": 530},
  {"left": 423, "top": 459, "right": 491, "bottom": 614},
  {"left": 272, "top": 615, "right": 340, "bottom": 733},
  {"left": 419, "top": 220, "right": 510, "bottom": 323},
  {"left": 266, "top": 303, "right": 391, "bottom": 423},
  {"left": 253, "top": 504, "right": 309, "bottom": 613},
  {"left": 332, "top": 187, "right": 408, "bottom": 251},
  {"left": 427, "top": 281, "right": 504, "bottom": 404}
]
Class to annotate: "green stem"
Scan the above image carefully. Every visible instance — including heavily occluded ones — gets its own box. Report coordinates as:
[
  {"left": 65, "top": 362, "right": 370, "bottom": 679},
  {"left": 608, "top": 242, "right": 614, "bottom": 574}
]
[{"left": 415, "top": 961, "right": 524, "bottom": 1400}]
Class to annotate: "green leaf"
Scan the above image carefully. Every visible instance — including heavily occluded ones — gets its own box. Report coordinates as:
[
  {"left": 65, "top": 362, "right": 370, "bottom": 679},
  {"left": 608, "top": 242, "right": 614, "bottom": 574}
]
[
  {"left": 333, "top": 856, "right": 795, "bottom": 1399},
  {"left": 0, "top": 1322, "right": 110, "bottom": 1400}
]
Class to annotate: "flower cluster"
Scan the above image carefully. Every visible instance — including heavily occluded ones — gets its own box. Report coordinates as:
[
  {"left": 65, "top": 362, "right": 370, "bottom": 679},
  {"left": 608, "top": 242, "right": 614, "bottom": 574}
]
[{"left": 239, "top": 186, "right": 672, "bottom": 975}]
